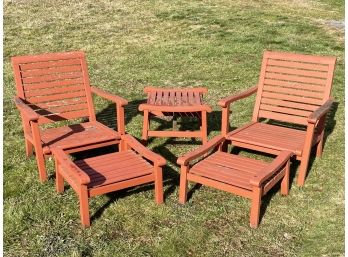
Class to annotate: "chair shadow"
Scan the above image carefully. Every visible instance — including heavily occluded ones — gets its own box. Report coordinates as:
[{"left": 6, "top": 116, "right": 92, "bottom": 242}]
[
  {"left": 294, "top": 101, "right": 338, "bottom": 183},
  {"left": 89, "top": 139, "right": 182, "bottom": 223},
  {"left": 95, "top": 99, "right": 146, "bottom": 130}
]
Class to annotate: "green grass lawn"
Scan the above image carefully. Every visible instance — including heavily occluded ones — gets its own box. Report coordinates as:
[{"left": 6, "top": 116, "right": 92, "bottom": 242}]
[{"left": 3, "top": 0, "right": 344, "bottom": 256}]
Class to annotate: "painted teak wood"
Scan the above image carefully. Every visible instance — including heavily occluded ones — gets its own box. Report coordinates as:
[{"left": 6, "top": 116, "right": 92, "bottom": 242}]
[
  {"left": 12, "top": 51, "right": 128, "bottom": 182},
  {"left": 219, "top": 51, "right": 336, "bottom": 186},
  {"left": 177, "top": 135, "right": 292, "bottom": 228},
  {"left": 53, "top": 134, "right": 166, "bottom": 227},
  {"left": 138, "top": 86, "right": 212, "bottom": 144}
]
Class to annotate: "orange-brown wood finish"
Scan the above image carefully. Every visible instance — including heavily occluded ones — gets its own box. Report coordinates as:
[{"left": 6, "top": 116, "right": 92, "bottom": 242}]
[
  {"left": 12, "top": 51, "right": 128, "bottom": 182},
  {"left": 177, "top": 135, "right": 292, "bottom": 228},
  {"left": 139, "top": 87, "right": 212, "bottom": 143},
  {"left": 219, "top": 51, "right": 336, "bottom": 186},
  {"left": 53, "top": 134, "right": 166, "bottom": 227}
]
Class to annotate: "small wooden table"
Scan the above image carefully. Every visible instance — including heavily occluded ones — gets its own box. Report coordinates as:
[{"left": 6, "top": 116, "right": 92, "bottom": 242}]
[{"left": 139, "top": 87, "right": 212, "bottom": 143}]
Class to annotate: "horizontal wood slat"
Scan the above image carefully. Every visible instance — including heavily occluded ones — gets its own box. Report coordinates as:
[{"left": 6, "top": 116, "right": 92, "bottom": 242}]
[
  {"left": 34, "top": 103, "right": 88, "bottom": 115},
  {"left": 267, "top": 52, "right": 336, "bottom": 64},
  {"left": 38, "top": 109, "right": 90, "bottom": 123},
  {"left": 78, "top": 157, "right": 151, "bottom": 173},
  {"left": 24, "top": 84, "right": 85, "bottom": 97},
  {"left": 27, "top": 91, "right": 86, "bottom": 104},
  {"left": 263, "top": 85, "right": 324, "bottom": 99},
  {"left": 28, "top": 97, "right": 87, "bottom": 109},
  {"left": 40, "top": 122, "right": 119, "bottom": 147},
  {"left": 20, "top": 65, "right": 82, "bottom": 77},
  {"left": 23, "top": 78, "right": 85, "bottom": 90},
  {"left": 18, "top": 58, "right": 82, "bottom": 71},
  {"left": 262, "top": 91, "right": 323, "bottom": 105},
  {"left": 75, "top": 150, "right": 135, "bottom": 165},
  {"left": 260, "top": 98, "right": 318, "bottom": 111},
  {"left": 265, "top": 72, "right": 327, "bottom": 85},
  {"left": 258, "top": 110, "right": 308, "bottom": 125},
  {"left": 267, "top": 59, "right": 330, "bottom": 71},
  {"left": 265, "top": 66, "right": 328, "bottom": 78},
  {"left": 89, "top": 175, "right": 155, "bottom": 196},
  {"left": 259, "top": 104, "right": 312, "bottom": 117},
  {"left": 22, "top": 72, "right": 83, "bottom": 84},
  {"left": 83, "top": 162, "right": 152, "bottom": 180},
  {"left": 263, "top": 79, "right": 325, "bottom": 92}
]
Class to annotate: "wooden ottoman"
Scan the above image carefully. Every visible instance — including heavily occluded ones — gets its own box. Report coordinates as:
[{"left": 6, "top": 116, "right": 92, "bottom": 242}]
[
  {"left": 139, "top": 86, "right": 212, "bottom": 143},
  {"left": 177, "top": 135, "right": 292, "bottom": 228},
  {"left": 52, "top": 134, "right": 166, "bottom": 227}
]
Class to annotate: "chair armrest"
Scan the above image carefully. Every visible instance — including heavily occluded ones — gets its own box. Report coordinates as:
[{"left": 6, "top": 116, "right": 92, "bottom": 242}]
[
  {"left": 14, "top": 97, "right": 39, "bottom": 121},
  {"left": 307, "top": 98, "right": 334, "bottom": 124},
  {"left": 52, "top": 147, "right": 91, "bottom": 185},
  {"left": 91, "top": 86, "right": 128, "bottom": 106},
  {"left": 250, "top": 151, "right": 292, "bottom": 187},
  {"left": 121, "top": 134, "right": 166, "bottom": 166},
  {"left": 177, "top": 135, "right": 225, "bottom": 166},
  {"left": 218, "top": 85, "right": 258, "bottom": 108}
]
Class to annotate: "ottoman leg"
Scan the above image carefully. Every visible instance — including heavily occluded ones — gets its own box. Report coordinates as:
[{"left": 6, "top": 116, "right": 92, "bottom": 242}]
[
  {"left": 179, "top": 166, "right": 189, "bottom": 204},
  {"left": 79, "top": 185, "right": 90, "bottom": 227},
  {"left": 154, "top": 166, "right": 164, "bottom": 204},
  {"left": 281, "top": 160, "right": 290, "bottom": 196},
  {"left": 56, "top": 170, "right": 64, "bottom": 193},
  {"left": 201, "top": 111, "right": 208, "bottom": 144},
  {"left": 250, "top": 187, "right": 262, "bottom": 228},
  {"left": 25, "top": 138, "right": 34, "bottom": 157}
]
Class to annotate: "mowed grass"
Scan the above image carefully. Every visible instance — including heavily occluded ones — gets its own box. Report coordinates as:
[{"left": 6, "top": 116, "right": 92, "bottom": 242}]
[{"left": 3, "top": 0, "right": 344, "bottom": 256}]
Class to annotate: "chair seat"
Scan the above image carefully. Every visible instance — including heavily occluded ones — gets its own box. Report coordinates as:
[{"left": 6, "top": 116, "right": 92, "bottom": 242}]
[
  {"left": 74, "top": 150, "right": 154, "bottom": 188},
  {"left": 226, "top": 122, "right": 317, "bottom": 156},
  {"left": 190, "top": 151, "right": 269, "bottom": 190},
  {"left": 40, "top": 122, "right": 120, "bottom": 154}
]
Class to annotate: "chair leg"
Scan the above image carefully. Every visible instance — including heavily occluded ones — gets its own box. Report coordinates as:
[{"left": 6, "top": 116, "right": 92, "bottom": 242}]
[
  {"left": 297, "top": 148, "right": 312, "bottom": 187},
  {"left": 250, "top": 187, "right": 262, "bottom": 228},
  {"left": 142, "top": 110, "right": 149, "bottom": 143},
  {"left": 281, "top": 160, "right": 290, "bottom": 196},
  {"left": 201, "top": 111, "right": 207, "bottom": 144},
  {"left": 79, "top": 185, "right": 90, "bottom": 227},
  {"left": 179, "top": 166, "right": 189, "bottom": 204},
  {"left": 35, "top": 150, "right": 47, "bottom": 183},
  {"left": 154, "top": 166, "right": 164, "bottom": 204},
  {"left": 25, "top": 139, "right": 34, "bottom": 157},
  {"left": 297, "top": 124, "right": 315, "bottom": 187}
]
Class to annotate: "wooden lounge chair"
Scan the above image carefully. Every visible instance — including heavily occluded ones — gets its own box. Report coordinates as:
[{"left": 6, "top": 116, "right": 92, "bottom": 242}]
[
  {"left": 219, "top": 51, "right": 336, "bottom": 186},
  {"left": 52, "top": 134, "right": 166, "bottom": 227},
  {"left": 12, "top": 51, "right": 128, "bottom": 182},
  {"left": 178, "top": 135, "right": 292, "bottom": 228}
]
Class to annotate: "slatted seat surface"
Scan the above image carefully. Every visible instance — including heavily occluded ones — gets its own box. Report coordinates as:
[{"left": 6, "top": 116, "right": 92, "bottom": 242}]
[
  {"left": 74, "top": 150, "right": 153, "bottom": 188},
  {"left": 190, "top": 151, "right": 269, "bottom": 191},
  {"left": 227, "top": 123, "right": 319, "bottom": 156},
  {"left": 254, "top": 51, "right": 335, "bottom": 125},
  {"left": 12, "top": 51, "right": 94, "bottom": 124},
  {"left": 39, "top": 122, "right": 119, "bottom": 154},
  {"left": 147, "top": 89, "right": 204, "bottom": 107}
]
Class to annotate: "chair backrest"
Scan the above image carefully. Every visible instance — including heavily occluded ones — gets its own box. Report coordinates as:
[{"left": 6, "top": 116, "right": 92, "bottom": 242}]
[
  {"left": 252, "top": 51, "right": 336, "bottom": 126},
  {"left": 12, "top": 51, "right": 96, "bottom": 124}
]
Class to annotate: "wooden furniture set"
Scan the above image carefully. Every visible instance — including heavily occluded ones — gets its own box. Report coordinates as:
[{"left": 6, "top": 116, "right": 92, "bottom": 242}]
[{"left": 12, "top": 50, "right": 336, "bottom": 228}]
